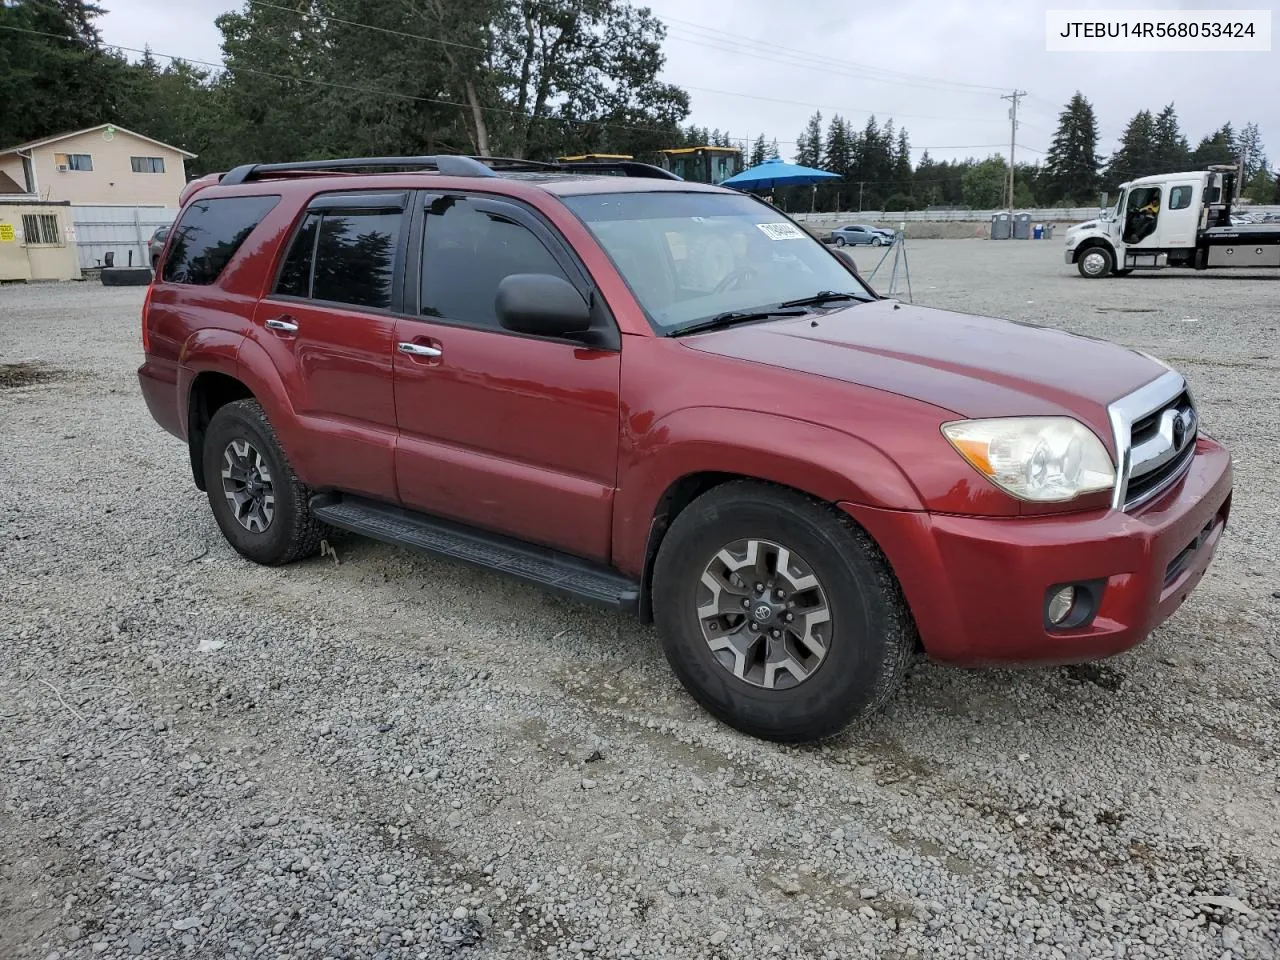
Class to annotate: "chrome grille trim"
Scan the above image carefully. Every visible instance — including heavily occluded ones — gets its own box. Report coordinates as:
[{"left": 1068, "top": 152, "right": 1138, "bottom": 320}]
[{"left": 1106, "top": 370, "right": 1193, "bottom": 511}]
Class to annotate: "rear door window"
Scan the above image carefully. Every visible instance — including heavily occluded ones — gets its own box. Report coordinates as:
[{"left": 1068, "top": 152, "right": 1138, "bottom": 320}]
[
  {"left": 162, "top": 195, "right": 280, "bottom": 285},
  {"left": 271, "top": 195, "right": 405, "bottom": 310}
]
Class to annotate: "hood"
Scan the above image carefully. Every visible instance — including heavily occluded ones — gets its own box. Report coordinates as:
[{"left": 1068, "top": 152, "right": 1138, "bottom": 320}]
[
  {"left": 1069, "top": 219, "right": 1100, "bottom": 232},
  {"left": 682, "top": 300, "right": 1166, "bottom": 443}
]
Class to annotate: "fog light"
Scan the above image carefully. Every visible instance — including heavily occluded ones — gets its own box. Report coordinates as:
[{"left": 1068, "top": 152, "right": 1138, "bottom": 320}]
[{"left": 1047, "top": 586, "right": 1076, "bottom": 625}]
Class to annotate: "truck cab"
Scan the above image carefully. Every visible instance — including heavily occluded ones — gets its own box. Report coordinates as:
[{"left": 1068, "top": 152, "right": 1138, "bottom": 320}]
[{"left": 1064, "top": 166, "right": 1280, "bottom": 277}]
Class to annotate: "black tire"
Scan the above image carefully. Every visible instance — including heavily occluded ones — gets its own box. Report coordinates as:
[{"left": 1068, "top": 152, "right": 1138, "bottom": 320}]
[
  {"left": 651, "top": 481, "right": 915, "bottom": 743},
  {"left": 1076, "top": 245, "right": 1114, "bottom": 278},
  {"left": 202, "top": 399, "right": 324, "bottom": 566},
  {"left": 871, "top": 236, "right": 883, "bottom": 246},
  {"left": 834, "top": 236, "right": 847, "bottom": 247}
]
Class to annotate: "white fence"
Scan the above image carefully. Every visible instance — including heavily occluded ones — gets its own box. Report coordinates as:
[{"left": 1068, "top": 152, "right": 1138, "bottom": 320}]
[
  {"left": 791, "top": 207, "right": 1099, "bottom": 224},
  {"left": 71, "top": 204, "right": 178, "bottom": 270}
]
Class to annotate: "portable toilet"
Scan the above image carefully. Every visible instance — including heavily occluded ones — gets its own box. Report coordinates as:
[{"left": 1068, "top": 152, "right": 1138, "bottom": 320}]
[
  {"left": 991, "top": 213, "right": 1012, "bottom": 239},
  {"left": 1013, "top": 213, "right": 1032, "bottom": 239},
  {"left": 1033, "top": 223, "right": 1044, "bottom": 240}
]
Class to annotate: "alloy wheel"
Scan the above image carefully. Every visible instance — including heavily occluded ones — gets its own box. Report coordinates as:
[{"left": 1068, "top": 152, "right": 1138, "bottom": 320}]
[
  {"left": 220, "top": 438, "right": 276, "bottom": 533},
  {"left": 695, "top": 538, "right": 832, "bottom": 690}
]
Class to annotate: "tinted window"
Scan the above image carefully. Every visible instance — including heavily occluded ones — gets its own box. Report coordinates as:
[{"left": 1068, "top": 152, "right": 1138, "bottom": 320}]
[
  {"left": 420, "top": 198, "right": 571, "bottom": 329},
  {"left": 1169, "top": 185, "right": 1193, "bottom": 210},
  {"left": 163, "top": 195, "right": 280, "bottom": 285},
  {"left": 311, "top": 211, "right": 401, "bottom": 309},
  {"left": 274, "top": 213, "right": 319, "bottom": 299}
]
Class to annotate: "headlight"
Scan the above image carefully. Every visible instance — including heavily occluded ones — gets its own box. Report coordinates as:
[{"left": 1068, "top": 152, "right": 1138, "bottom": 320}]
[{"left": 941, "top": 417, "right": 1115, "bottom": 502}]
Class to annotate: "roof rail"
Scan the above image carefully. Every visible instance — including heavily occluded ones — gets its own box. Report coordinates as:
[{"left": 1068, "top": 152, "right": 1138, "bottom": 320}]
[
  {"left": 214, "top": 154, "right": 684, "bottom": 187},
  {"left": 551, "top": 159, "right": 682, "bottom": 180},
  {"left": 219, "top": 155, "right": 498, "bottom": 186}
]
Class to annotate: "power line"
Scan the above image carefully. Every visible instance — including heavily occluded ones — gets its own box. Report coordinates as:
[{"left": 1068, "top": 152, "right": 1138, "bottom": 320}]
[
  {"left": 246, "top": 0, "right": 487, "bottom": 53},
  {"left": 656, "top": 14, "right": 1010, "bottom": 95}
]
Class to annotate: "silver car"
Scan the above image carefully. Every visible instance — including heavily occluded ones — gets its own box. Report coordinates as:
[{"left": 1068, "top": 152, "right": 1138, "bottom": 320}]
[
  {"left": 830, "top": 224, "right": 894, "bottom": 247},
  {"left": 148, "top": 224, "right": 171, "bottom": 270}
]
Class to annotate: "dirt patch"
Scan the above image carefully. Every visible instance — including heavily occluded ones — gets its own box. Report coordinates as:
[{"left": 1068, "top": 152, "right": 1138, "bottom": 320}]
[{"left": 0, "top": 362, "right": 66, "bottom": 390}]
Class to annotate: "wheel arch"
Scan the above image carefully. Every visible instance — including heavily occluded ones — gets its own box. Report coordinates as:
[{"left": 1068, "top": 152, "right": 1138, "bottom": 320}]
[
  {"left": 1070, "top": 236, "right": 1116, "bottom": 263},
  {"left": 187, "top": 371, "right": 256, "bottom": 490}
]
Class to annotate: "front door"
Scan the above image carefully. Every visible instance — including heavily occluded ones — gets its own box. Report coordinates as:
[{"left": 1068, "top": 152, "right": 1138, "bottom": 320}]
[
  {"left": 1158, "top": 182, "right": 1201, "bottom": 249},
  {"left": 392, "top": 194, "right": 622, "bottom": 562},
  {"left": 251, "top": 191, "right": 409, "bottom": 501}
]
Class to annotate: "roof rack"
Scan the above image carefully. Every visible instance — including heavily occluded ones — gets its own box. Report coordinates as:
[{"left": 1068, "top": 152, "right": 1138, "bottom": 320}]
[
  {"left": 553, "top": 159, "right": 682, "bottom": 180},
  {"left": 219, "top": 155, "right": 499, "bottom": 185}
]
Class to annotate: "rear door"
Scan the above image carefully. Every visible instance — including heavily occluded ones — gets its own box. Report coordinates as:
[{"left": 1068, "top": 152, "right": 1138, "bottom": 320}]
[
  {"left": 251, "top": 191, "right": 409, "bottom": 501},
  {"left": 391, "top": 192, "right": 621, "bottom": 561}
]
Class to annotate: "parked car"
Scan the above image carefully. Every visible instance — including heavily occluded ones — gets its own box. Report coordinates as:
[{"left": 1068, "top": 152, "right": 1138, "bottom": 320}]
[
  {"left": 829, "top": 223, "right": 894, "bottom": 246},
  {"left": 138, "top": 155, "right": 1233, "bottom": 743},
  {"left": 148, "top": 224, "right": 171, "bottom": 270}
]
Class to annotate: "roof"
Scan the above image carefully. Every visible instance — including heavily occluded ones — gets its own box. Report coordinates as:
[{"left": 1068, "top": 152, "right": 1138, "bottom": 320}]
[
  {"left": 0, "top": 124, "right": 198, "bottom": 159},
  {"left": 660, "top": 146, "right": 742, "bottom": 155}
]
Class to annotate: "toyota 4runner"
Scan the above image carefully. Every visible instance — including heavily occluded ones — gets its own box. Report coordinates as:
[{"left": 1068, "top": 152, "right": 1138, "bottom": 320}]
[{"left": 138, "top": 155, "right": 1233, "bottom": 743}]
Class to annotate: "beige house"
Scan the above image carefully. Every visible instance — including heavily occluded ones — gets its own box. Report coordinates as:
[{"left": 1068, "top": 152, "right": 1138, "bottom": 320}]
[{"left": 0, "top": 124, "right": 196, "bottom": 206}]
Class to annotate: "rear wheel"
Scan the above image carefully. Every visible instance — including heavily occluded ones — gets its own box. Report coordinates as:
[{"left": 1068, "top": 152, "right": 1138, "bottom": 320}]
[
  {"left": 1077, "top": 245, "right": 1114, "bottom": 278},
  {"left": 651, "top": 482, "right": 915, "bottom": 743},
  {"left": 202, "top": 399, "right": 324, "bottom": 566}
]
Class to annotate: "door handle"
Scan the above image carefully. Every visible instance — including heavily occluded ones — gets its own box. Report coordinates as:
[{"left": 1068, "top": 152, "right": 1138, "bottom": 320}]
[
  {"left": 265, "top": 316, "right": 299, "bottom": 333},
  {"left": 397, "top": 342, "right": 442, "bottom": 358}
]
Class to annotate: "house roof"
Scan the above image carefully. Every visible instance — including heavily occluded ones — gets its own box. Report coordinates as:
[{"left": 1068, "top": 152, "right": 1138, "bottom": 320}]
[{"left": 0, "top": 124, "right": 198, "bottom": 160}]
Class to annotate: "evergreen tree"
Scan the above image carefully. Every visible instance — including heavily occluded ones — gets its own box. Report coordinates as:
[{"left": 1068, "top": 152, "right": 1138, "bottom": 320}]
[
  {"left": 750, "top": 134, "right": 767, "bottom": 167},
  {"left": 1190, "top": 124, "right": 1237, "bottom": 167},
  {"left": 768, "top": 138, "right": 780, "bottom": 160},
  {"left": 795, "top": 111, "right": 822, "bottom": 168},
  {"left": 1104, "top": 110, "right": 1159, "bottom": 186},
  {"left": 822, "top": 114, "right": 852, "bottom": 178},
  {"left": 1151, "top": 104, "right": 1190, "bottom": 173},
  {"left": 1043, "top": 92, "right": 1100, "bottom": 203},
  {"left": 893, "top": 127, "right": 912, "bottom": 190}
]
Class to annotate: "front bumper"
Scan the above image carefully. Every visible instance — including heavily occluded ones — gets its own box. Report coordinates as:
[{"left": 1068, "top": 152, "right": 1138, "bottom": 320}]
[
  {"left": 1064, "top": 247, "right": 1077, "bottom": 264},
  {"left": 842, "top": 437, "right": 1233, "bottom": 666}
]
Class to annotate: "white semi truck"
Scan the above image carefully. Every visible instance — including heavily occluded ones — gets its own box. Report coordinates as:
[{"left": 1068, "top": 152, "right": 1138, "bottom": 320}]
[{"left": 1064, "top": 164, "right": 1280, "bottom": 278}]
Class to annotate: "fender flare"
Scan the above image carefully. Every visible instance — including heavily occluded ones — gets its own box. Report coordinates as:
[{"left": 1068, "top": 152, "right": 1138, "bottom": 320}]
[{"left": 613, "top": 405, "right": 925, "bottom": 578}]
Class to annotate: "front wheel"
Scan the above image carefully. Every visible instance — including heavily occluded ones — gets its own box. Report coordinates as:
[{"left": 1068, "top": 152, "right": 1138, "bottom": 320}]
[
  {"left": 651, "top": 482, "right": 915, "bottom": 743},
  {"left": 834, "top": 236, "right": 847, "bottom": 247},
  {"left": 871, "top": 236, "right": 883, "bottom": 246},
  {"left": 1077, "top": 246, "right": 1114, "bottom": 278}
]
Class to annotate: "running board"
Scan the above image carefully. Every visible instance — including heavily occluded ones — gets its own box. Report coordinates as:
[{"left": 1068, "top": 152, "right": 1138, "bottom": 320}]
[{"left": 309, "top": 494, "right": 640, "bottom": 612}]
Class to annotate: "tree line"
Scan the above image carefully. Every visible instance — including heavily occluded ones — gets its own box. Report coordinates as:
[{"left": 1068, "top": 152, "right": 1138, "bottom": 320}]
[
  {"left": 2, "top": 2, "right": 1275, "bottom": 211},
  {"left": 0, "top": 0, "right": 696, "bottom": 176}
]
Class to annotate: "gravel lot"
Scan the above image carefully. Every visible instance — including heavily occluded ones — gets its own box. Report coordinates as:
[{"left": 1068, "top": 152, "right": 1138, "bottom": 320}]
[{"left": 2, "top": 239, "right": 1278, "bottom": 960}]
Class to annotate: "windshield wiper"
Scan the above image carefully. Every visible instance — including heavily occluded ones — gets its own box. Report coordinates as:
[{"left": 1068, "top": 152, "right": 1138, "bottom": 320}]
[
  {"left": 776, "top": 290, "right": 865, "bottom": 309},
  {"left": 669, "top": 308, "right": 807, "bottom": 338}
]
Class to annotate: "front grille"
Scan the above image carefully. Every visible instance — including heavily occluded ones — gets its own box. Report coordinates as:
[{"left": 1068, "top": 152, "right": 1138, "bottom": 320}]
[{"left": 1108, "top": 373, "right": 1198, "bottom": 512}]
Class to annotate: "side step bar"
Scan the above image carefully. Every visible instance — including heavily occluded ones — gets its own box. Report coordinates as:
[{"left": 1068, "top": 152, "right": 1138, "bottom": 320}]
[{"left": 309, "top": 494, "right": 640, "bottom": 612}]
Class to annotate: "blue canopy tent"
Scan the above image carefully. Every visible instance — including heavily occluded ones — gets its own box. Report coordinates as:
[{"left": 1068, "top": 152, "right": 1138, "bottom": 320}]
[{"left": 719, "top": 157, "right": 840, "bottom": 191}]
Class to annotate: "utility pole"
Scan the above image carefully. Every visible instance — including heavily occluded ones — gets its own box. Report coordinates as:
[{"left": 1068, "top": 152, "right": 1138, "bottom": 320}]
[{"left": 1002, "top": 89, "right": 1026, "bottom": 213}]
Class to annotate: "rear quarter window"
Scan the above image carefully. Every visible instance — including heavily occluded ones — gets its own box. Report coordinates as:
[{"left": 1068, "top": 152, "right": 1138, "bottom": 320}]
[{"left": 162, "top": 195, "right": 281, "bottom": 285}]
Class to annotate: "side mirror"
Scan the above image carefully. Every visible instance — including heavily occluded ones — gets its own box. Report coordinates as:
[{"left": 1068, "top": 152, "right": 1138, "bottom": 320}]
[
  {"left": 496, "top": 273, "right": 592, "bottom": 338},
  {"left": 832, "top": 247, "right": 862, "bottom": 276}
]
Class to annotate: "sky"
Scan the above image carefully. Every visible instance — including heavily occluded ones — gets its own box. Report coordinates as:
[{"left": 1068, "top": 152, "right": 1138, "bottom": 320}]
[{"left": 95, "top": 0, "right": 1279, "bottom": 167}]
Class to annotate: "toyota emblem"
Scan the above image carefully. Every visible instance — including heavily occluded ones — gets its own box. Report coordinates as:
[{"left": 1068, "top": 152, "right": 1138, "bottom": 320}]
[
  {"left": 752, "top": 604, "right": 772, "bottom": 622},
  {"left": 1171, "top": 412, "right": 1186, "bottom": 449}
]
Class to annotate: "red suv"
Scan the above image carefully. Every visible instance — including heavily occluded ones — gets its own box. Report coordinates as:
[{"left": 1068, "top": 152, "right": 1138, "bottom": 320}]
[{"left": 139, "top": 155, "right": 1232, "bottom": 742}]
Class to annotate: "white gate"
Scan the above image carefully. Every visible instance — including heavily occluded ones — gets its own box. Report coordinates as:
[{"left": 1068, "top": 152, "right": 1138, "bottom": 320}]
[{"left": 71, "top": 204, "right": 178, "bottom": 270}]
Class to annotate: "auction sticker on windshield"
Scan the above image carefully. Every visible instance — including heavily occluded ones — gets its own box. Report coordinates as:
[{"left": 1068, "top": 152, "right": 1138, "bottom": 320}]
[{"left": 756, "top": 222, "right": 806, "bottom": 241}]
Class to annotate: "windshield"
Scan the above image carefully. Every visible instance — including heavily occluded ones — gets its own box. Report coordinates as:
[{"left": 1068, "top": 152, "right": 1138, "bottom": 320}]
[{"left": 562, "top": 191, "right": 872, "bottom": 333}]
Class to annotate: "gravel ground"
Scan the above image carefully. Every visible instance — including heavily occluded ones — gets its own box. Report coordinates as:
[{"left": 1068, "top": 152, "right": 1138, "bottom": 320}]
[{"left": 2, "top": 239, "right": 1278, "bottom": 960}]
